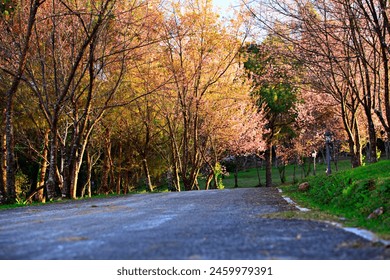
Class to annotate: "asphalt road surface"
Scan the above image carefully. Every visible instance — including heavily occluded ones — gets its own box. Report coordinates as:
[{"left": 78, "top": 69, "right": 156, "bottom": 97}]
[{"left": 0, "top": 188, "right": 388, "bottom": 259}]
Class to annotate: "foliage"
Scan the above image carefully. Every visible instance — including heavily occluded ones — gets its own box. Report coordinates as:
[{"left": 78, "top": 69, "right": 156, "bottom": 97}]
[
  {"left": 15, "top": 170, "right": 29, "bottom": 200},
  {"left": 0, "top": 0, "right": 262, "bottom": 202},
  {"left": 0, "top": 0, "right": 14, "bottom": 15},
  {"left": 249, "top": 0, "right": 390, "bottom": 167},
  {"left": 257, "top": 83, "right": 298, "bottom": 115},
  {"left": 214, "top": 162, "right": 225, "bottom": 190},
  {"left": 6, "top": 0, "right": 390, "bottom": 209},
  {"left": 242, "top": 35, "right": 302, "bottom": 187}
]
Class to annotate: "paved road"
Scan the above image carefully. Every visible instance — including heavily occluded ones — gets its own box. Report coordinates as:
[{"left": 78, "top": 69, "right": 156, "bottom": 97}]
[{"left": 0, "top": 188, "right": 388, "bottom": 259}]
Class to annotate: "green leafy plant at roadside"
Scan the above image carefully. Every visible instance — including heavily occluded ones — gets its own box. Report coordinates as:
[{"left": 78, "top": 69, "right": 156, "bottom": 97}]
[
  {"left": 215, "top": 162, "right": 225, "bottom": 190},
  {"left": 15, "top": 198, "right": 28, "bottom": 206}
]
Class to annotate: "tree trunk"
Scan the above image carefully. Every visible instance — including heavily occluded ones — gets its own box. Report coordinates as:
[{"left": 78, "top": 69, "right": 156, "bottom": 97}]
[
  {"left": 193, "top": 178, "right": 200, "bottom": 190},
  {"left": 293, "top": 159, "right": 297, "bottom": 184},
  {"left": 35, "top": 129, "right": 50, "bottom": 203},
  {"left": 46, "top": 118, "right": 59, "bottom": 200},
  {"left": 5, "top": 89, "right": 16, "bottom": 203},
  {"left": 101, "top": 155, "right": 110, "bottom": 194},
  {"left": 3, "top": 0, "right": 42, "bottom": 203},
  {"left": 101, "top": 128, "right": 112, "bottom": 194},
  {"left": 349, "top": 140, "right": 362, "bottom": 168},
  {"left": 142, "top": 158, "right": 153, "bottom": 192},
  {"left": 255, "top": 160, "right": 262, "bottom": 187},
  {"left": 67, "top": 138, "right": 90, "bottom": 199},
  {"left": 81, "top": 148, "right": 92, "bottom": 198},
  {"left": 333, "top": 142, "right": 339, "bottom": 171},
  {"left": 63, "top": 132, "right": 80, "bottom": 199},
  {"left": 234, "top": 162, "right": 239, "bottom": 188},
  {"left": 65, "top": 126, "right": 83, "bottom": 199},
  {"left": 302, "top": 157, "right": 311, "bottom": 177},
  {"left": 183, "top": 178, "right": 192, "bottom": 191},
  {"left": 278, "top": 164, "right": 286, "bottom": 183},
  {"left": 367, "top": 119, "right": 378, "bottom": 163},
  {"left": 173, "top": 165, "right": 181, "bottom": 192},
  {"left": 265, "top": 145, "right": 273, "bottom": 188},
  {"left": 0, "top": 126, "right": 6, "bottom": 204},
  {"left": 67, "top": 156, "right": 81, "bottom": 199},
  {"left": 67, "top": 121, "right": 100, "bottom": 199},
  {"left": 116, "top": 143, "right": 122, "bottom": 195},
  {"left": 62, "top": 158, "right": 71, "bottom": 199},
  {"left": 205, "top": 172, "right": 213, "bottom": 190},
  {"left": 116, "top": 172, "right": 121, "bottom": 195},
  {"left": 212, "top": 173, "right": 218, "bottom": 189},
  {"left": 123, "top": 172, "right": 129, "bottom": 195},
  {"left": 313, "top": 155, "right": 316, "bottom": 176},
  {"left": 167, "top": 118, "right": 181, "bottom": 192}
]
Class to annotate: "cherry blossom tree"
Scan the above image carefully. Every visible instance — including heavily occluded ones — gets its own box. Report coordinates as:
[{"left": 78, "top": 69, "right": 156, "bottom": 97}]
[
  {"left": 244, "top": 0, "right": 386, "bottom": 167},
  {"left": 159, "top": 0, "right": 251, "bottom": 191}
]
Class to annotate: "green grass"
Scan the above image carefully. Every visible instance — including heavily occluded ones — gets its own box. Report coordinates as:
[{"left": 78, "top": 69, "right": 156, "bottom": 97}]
[
  {"left": 0, "top": 203, "right": 30, "bottom": 210},
  {"left": 218, "top": 158, "right": 353, "bottom": 189},
  {"left": 0, "top": 199, "right": 59, "bottom": 210},
  {"left": 280, "top": 160, "right": 390, "bottom": 239}
]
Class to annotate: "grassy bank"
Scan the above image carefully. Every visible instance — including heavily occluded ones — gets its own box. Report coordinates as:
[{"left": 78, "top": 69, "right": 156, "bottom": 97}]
[{"left": 280, "top": 160, "right": 390, "bottom": 239}]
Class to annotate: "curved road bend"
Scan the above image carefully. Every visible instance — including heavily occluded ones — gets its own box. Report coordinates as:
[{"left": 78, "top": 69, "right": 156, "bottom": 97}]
[{"left": 0, "top": 187, "right": 388, "bottom": 259}]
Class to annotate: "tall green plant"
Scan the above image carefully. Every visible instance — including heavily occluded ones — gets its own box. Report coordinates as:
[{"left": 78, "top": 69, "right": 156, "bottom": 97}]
[{"left": 242, "top": 34, "right": 300, "bottom": 187}]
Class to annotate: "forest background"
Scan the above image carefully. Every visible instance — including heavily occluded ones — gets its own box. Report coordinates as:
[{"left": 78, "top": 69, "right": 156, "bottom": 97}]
[{"left": 1, "top": 0, "right": 390, "bottom": 205}]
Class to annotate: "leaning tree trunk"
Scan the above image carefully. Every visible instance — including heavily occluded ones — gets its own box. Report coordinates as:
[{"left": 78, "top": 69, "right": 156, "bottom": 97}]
[
  {"left": 205, "top": 172, "right": 213, "bottom": 190},
  {"left": 142, "top": 158, "right": 153, "bottom": 192}
]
